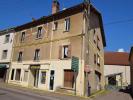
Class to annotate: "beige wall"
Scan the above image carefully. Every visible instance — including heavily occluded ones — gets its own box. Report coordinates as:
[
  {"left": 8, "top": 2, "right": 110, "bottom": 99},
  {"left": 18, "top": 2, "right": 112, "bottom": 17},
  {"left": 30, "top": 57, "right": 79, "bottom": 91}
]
[{"left": 104, "top": 65, "right": 130, "bottom": 86}]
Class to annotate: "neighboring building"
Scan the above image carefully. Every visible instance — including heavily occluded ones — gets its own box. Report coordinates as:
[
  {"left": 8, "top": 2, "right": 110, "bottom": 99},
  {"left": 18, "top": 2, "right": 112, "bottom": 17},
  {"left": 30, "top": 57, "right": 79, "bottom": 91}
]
[
  {"left": 8, "top": 0, "right": 106, "bottom": 96},
  {"left": 104, "top": 52, "right": 130, "bottom": 88},
  {"left": 129, "top": 47, "right": 133, "bottom": 95},
  {"left": 0, "top": 28, "right": 14, "bottom": 82}
]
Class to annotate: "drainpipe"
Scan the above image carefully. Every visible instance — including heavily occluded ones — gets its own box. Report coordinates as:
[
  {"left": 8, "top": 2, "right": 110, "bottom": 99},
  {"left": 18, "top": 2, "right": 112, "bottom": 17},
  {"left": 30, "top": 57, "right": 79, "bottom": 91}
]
[{"left": 84, "top": 0, "right": 91, "bottom": 97}]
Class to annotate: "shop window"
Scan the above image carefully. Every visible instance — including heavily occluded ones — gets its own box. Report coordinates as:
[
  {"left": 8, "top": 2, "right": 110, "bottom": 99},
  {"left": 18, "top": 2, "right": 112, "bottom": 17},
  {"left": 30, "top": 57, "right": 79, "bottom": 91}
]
[
  {"left": 41, "top": 71, "right": 46, "bottom": 84},
  {"left": 64, "top": 70, "right": 74, "bottom": 88},
  {"left": 15, "top": 69, "right": 21, "bottom": 81},
  {"left": 23, "top": 70, "right": 28, "bottom": 82},
  {"left": 11, "top": 69, "right": 15, "bottom": 80}
]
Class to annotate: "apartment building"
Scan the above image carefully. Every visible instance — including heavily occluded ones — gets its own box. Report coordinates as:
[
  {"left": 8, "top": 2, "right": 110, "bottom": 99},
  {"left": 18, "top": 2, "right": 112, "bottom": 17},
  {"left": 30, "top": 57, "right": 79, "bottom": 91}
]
[
  {"left": 8, "top": 0, "right": 106, "bottom": 96},
  {"left": 0, "top": 28, "right": 14, "bottom": 82},
  {"left": 104, "top": 52, "right": 130, "bottom": 89}
]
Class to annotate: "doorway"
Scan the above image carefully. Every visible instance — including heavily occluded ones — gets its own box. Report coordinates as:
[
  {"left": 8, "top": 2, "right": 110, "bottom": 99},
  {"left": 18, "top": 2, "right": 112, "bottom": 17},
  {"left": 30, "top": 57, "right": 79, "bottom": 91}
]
[{"left": 49, "top": 70, "right": 55, "bottom": 90}]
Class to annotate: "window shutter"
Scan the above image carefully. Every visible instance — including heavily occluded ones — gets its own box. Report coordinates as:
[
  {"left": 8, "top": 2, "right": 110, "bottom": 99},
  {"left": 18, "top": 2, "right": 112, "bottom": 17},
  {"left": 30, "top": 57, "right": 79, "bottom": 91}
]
[
  {"left": 59, "top": 46, "right": 62, "bottom": 59},
  {"left": 68, "top": 45, "right": 71, "bottom": 58}
]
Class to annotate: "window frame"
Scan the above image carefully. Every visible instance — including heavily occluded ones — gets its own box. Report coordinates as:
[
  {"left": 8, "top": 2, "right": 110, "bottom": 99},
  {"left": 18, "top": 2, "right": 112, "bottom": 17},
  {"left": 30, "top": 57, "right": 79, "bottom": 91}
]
[
  {"left": 4, "top": 34, "right": 10, "bottom": 43},
  {"left": 2, "top": 50, "right": 8, "bottom": 59},
  {"left": 20, "top": 31, "right": 26, "bottom": 42},
  {"left": 36, "top": 27, "right": 43, "bottom": 39},
  {"left": 18, "top": 51, "right": 23, "bottom": 62},
  {"left": 34, "top": 49, "right": 40, "bottom": 61},
  {"left": 64, "top": 18, "right": 70, "bottom": 32}
]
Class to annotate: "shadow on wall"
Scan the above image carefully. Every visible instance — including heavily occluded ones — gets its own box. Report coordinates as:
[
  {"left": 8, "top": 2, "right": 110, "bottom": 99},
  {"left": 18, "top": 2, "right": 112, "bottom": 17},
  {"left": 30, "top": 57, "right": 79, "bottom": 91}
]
[{"left": 119, "top": 85, "right": 133, "bottom": 99}]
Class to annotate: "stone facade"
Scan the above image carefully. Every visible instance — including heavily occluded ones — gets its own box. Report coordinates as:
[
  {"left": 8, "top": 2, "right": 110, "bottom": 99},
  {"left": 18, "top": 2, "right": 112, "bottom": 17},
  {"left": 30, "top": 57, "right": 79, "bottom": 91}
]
[{"left": 8, "top": 1, "right": 106, "bottom": 96}]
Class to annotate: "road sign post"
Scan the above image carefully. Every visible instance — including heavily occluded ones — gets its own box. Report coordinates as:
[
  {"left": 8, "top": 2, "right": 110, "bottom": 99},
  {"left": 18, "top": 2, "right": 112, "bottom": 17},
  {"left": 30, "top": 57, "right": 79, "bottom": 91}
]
[{"left": 71, "top": 56, "right": 79, "bottom": 95}]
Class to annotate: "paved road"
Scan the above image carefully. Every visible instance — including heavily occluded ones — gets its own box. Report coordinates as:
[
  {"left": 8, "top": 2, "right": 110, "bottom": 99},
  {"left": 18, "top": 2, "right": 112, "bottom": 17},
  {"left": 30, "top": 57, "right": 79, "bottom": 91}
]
[
  {"left": 0, "top": 88, "right": 56, "bottom": 100},
  {"left": 0, "top": 87, "right": 88, "bottom": 100},
  {"left": 94, "top": 91, "right": 133, "bottom": 100}
]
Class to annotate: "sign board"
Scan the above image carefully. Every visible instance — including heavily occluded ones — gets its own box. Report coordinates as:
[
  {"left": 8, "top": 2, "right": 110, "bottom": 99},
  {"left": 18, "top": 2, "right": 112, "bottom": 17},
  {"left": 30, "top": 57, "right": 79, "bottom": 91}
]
[{"left": 71, "top": 56, "right": 79, "bottom": 72}]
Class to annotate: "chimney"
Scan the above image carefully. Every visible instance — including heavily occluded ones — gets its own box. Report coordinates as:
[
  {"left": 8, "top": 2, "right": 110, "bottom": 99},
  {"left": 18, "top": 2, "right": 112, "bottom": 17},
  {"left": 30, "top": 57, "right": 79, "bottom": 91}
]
[{"left": 52, "top": 0, "right": 60, "bottom": 14}]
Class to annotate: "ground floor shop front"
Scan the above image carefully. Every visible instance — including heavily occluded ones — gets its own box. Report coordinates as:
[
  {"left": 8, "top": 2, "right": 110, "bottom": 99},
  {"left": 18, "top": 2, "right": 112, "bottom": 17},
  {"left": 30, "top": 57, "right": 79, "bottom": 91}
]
[
  {"left": 0, "top": 63, "right": 10, "bottom": 82},
  {"left": 8, "top": 60, "right": 103, "bottom": 96},
  {"left": 8, "top": 60, "right": 85, "bottom": 95}
]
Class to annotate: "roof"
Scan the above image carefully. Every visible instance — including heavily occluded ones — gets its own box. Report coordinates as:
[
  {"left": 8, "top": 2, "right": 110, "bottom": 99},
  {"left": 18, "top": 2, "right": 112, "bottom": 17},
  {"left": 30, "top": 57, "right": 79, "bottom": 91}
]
[
  {"left": 0, "top": 27, "right": 15, "bottom": 36},
  {"left": 104, "top": 52, "right": 129, "bottom": 66},
  {"left": 15, "top": 2, "right": 106, "bottom": 47}
]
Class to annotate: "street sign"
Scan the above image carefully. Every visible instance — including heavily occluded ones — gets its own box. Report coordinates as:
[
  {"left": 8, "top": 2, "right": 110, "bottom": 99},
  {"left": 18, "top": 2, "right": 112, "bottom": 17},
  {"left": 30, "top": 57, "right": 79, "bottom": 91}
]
[{"left": 71, "top": 56, "right": 79, "bottom": 72}]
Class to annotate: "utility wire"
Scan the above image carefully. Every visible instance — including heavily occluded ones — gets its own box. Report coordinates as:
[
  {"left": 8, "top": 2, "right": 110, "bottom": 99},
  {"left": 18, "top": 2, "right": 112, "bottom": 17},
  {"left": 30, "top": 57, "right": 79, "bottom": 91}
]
[{"left": 104, "top": 18, "right": 133, "bottom": 26}]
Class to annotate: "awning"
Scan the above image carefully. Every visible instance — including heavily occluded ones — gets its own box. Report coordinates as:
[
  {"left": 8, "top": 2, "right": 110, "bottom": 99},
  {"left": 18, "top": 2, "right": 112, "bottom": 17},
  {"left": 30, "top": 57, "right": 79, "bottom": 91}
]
[
  {"left": 30, "top": 65, "right": 40, "bottom": 70},
  {"left": 0, "top": 64, "right": 7, "bottom": 68}
]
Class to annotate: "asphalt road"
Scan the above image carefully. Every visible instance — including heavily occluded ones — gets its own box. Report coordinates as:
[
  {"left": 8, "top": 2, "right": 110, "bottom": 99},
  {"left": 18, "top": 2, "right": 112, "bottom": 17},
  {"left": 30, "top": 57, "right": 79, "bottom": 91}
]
[
  {"left": 94, "top": 91, "right": 133, "bottom": 100},
  {"left": 0, "top": 88, "right": 58, "bottom": 100}
]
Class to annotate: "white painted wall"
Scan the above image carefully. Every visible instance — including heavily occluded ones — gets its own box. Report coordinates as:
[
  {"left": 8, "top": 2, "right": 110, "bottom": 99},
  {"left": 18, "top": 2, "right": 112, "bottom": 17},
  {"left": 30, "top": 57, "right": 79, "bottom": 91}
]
[
  {"left": 0, "top": 32, "right": 14, "bottom": 63},
  {"left": 104, "top": 65, "right": 130, "bottom": 86}
]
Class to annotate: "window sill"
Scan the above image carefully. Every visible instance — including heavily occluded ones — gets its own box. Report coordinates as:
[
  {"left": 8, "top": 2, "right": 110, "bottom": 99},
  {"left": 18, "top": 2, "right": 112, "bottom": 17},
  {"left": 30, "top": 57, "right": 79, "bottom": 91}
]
[
  {"left": 35, "top": 37, "right": 43, "bottom": 40},
  {"left": 63, "top": 30, "right": 70, "bottom": 33},
  {"left": 61, "top": 87, "right": 74, "bottom": 91},
  {"left": 33, "top": 60, "right": 40, "bottom": 62},
  {"left": 59, "top": 57, "right": 71, "bottom": 60}
]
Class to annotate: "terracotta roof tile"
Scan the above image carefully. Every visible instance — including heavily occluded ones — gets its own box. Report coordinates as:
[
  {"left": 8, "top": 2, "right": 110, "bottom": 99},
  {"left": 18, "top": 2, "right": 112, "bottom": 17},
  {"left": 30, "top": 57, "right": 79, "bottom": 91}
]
[{"left": 104, "top": 52, "right": 129, "bottom": 66}]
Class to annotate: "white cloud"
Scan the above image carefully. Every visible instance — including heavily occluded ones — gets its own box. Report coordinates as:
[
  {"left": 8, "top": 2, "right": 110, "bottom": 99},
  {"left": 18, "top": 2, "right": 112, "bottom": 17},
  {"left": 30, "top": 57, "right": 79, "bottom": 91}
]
[{"left": 118, "top": 48, "right": 125, "bottom": 52}]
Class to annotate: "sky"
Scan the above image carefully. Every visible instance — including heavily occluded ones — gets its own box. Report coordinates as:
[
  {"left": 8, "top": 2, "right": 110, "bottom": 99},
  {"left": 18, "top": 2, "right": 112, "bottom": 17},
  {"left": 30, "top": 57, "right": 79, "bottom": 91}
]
[{"left": 0, "top": 0, "right": 133, "bottom": 52}]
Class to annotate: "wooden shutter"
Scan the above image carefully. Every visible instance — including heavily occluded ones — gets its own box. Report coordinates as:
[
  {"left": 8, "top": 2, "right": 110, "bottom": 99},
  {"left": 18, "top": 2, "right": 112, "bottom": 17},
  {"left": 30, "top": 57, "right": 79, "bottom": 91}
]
[
  {"left": 68, "top": 45, "right": 71, "bottom": 58},
  {"left": 64, "top": 70, "right": 74, "bottom": 88},
  {"left": 59, "top": 46, "right": 62, "bottom": 59}
]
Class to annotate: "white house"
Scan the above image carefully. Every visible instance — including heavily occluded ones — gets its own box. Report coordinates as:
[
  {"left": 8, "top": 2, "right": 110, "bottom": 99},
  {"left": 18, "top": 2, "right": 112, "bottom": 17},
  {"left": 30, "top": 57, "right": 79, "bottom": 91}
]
[
  {"left": 104, "top": 52, "right": 130, "bottom": 88},
  {"left": 0, "top": 28, "right": 15, "bottom": 82}
]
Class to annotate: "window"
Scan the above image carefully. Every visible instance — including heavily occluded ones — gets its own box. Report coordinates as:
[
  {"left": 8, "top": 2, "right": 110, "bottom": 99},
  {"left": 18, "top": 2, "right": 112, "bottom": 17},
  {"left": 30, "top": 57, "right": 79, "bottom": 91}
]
[
  {"left": 93, "top": 30, "right": 96, "bottom": 44},
  {"left": 97, "top": 54, "right": 100, "bottom": 66},
  {"left": 23, "top": 70, "right": 28, "bottom": 82},
  {"left": 53, "top": 22, "right": 58, "bottom": 31},
  {"left": 20, "top": 32, "right": 25, "bottom": 42},
  {"left": 36, "top": 27, "right": 43, "bottom": 39},
  {"left": 63, "top": 45, "right": 69, "bottom": 58},
  {"left": 59, "top": 45, "right": 71, "bottom": 59},
  {"left": 65, "top": 18, "right": 70, "bottom": 31},
  {"left": 2, "top": 50, "right": 8, "bottom": 59},
  {"left": 94, "top": 54, "right": 96, "bottom": 64},
  {"left": 64, "top": 70, "right": 74, "bottom": 88},
  {"left": 18, "top": 52, "right": 23, "bottom": 62},
  {"left": 97, "top": 36, "right": 100, "bottom": 50},
  {"left": 41, "top": 71, "right": 46, "bottom": 84},
  {"left": 34, "top": 49, "right": 40, "bottom": 61},
  {"left": 5, "top": 34, "right": 10, "bottom": 43},
  {"left": 11, "top": 69, "right": 15, "bottom": 80},
  {"left": 15, "top": 69, "right": 21, "bottom": 81}
]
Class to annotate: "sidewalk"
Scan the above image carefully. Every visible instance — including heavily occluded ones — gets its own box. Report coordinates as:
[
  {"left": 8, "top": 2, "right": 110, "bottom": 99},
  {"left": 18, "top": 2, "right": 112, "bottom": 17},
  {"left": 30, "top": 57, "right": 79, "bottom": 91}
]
[{"left": 0, "top": 83, "right": 108, "bottom": 100}]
